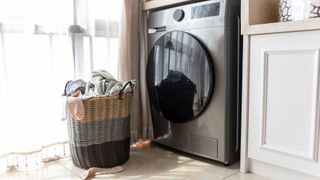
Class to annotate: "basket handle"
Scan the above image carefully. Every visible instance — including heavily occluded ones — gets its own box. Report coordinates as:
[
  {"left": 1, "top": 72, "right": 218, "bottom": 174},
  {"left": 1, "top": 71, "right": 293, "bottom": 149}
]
[{"left": 119, "top": 81, "right": 134, "bottom": 99}]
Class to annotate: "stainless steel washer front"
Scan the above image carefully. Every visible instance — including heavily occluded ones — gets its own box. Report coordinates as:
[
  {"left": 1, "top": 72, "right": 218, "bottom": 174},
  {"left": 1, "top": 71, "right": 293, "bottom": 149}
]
[{"left": 147, "top": 0, "right": 241, "bottom": 164}]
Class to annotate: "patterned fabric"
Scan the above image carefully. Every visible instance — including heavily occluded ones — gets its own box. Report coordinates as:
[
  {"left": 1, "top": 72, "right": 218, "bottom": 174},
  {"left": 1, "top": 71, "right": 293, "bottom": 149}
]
[
  {"left": 310, "top": 0, "right": 320, "bottom": 18},
  {"left": 279, "top": 0, "right": 292, "bottom": 21},
  {"left": 280, "top": 0, "right": 320, "bottom": 21}
]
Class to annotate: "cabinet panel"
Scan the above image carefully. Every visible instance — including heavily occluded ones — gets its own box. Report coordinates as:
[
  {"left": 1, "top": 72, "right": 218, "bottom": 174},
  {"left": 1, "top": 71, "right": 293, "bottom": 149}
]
[
  {"left": 248, "top": 30, "right": 320, "bottom": 177},
  {"left": 262, "top": 49, "right": 320, "bottom": 160}
]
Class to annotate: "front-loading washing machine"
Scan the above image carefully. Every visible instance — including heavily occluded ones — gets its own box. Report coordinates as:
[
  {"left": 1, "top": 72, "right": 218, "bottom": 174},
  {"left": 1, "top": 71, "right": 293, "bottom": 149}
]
[{"left": 146, "top": 0, "right": 241, "bottom": 164}]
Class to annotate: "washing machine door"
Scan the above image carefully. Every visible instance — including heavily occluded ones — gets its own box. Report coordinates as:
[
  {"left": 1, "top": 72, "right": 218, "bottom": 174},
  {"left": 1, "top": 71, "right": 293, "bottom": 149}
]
[{"left": 147, "top": 31, "right": 214, "bottom": 123}]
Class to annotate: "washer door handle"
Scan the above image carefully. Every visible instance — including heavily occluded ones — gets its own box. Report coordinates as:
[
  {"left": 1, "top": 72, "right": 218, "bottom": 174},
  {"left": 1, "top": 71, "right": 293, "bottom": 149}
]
[
  {"left": 148, "top": 26, "right": 167, "bottom": 34},
  {"left": 148, "top": 28, "right": 157, "bottom": 34}
]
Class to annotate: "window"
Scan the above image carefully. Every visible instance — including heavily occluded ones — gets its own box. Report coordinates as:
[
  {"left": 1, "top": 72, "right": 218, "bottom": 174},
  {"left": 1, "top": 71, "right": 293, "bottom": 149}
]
[{"left": 0, "top": 0, "right": 122, "bottom": 171}]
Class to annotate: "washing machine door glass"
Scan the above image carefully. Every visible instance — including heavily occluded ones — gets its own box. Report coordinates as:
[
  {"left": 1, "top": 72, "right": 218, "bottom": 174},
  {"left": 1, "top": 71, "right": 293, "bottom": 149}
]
[{"left": 147, "top": 31, "right": 214, "bottom": 123}]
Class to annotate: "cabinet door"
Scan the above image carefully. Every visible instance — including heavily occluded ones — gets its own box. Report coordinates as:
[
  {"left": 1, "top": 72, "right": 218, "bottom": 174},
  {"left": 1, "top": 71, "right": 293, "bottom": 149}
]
[{"left": 248, "top": 30, "right": 320, "bottom": 177}]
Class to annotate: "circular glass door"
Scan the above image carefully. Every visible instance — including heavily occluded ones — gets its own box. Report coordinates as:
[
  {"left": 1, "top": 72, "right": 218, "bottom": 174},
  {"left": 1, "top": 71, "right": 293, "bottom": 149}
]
[{"left": 147, "top": 31, "right": 214, "bottom": 123}]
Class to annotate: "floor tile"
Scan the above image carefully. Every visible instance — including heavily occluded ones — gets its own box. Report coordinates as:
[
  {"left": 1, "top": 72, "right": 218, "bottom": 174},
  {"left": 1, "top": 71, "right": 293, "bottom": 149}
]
[
  {"left": 2, "top": 145, "right": 243, "bottom": 180},
  {"left": 224, "top": 172, "right": 272, "bottom": 180},
  {"left": 58, "top": 145, "right": 240, "bottom": 180},
  {"left": 0, "top": 161, "right": 81, "bottom": 180},
  {"left": 56, "top": 158, "right": 85, "bottom": 176},
  {"left": 0, "top": 173, "right": 10, "bottom": 180}
]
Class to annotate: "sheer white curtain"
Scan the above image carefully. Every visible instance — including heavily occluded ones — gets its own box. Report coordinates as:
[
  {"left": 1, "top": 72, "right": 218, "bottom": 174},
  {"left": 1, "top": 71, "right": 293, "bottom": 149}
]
[
  {"left": 72, "top": 0, "right": 122, "bottom": 80},
  {"left": 0, "top": 0, "right": 122, "bottom": 173}
]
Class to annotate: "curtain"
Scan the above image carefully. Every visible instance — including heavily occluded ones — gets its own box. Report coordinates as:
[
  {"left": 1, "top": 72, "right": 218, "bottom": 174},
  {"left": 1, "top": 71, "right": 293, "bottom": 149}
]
[
  {"left": 0, "top": 0, "right": 73, "bottom": 172},
  {"left": 118, "top": 0, "right": 153, "bottom": 142},
  {"left": 72, "top": 0, "right": 122, "bottom": 80},
  {"left": 0, "top": 0, "right": 122, "bottom": 173}
]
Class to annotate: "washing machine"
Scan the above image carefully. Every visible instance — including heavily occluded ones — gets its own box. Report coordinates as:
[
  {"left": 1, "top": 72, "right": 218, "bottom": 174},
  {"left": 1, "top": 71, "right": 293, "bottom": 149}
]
[{"left": 146, "top": 0, "right": 241, "bottom": 164}]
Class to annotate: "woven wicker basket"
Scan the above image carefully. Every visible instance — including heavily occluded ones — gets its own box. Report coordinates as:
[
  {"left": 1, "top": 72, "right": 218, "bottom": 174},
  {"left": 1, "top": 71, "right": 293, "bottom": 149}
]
[{"left": 67, "top": 82, "right": 133, "bottom": 169}]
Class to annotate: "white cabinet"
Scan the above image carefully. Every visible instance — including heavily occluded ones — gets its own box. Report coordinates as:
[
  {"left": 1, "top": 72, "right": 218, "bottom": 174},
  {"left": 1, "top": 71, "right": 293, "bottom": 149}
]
[{"left": 247, "top": 30, "right": 320, "bottom": 177}]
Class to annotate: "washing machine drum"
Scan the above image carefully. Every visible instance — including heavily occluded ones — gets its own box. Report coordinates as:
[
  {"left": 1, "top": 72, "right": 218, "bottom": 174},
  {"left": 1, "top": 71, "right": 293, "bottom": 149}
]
[{"left": 147, "top": 31, "right": 214, "bottom": 123}]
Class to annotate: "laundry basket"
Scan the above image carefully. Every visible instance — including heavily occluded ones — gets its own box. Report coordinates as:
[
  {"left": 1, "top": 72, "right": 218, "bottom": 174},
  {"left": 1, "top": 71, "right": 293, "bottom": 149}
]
[{"left": 67, "top": 81, "right": 133, "bottom": 169}]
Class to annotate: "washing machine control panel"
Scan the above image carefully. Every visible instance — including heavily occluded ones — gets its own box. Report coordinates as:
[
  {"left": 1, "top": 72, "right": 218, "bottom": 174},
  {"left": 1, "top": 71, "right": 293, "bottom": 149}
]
[
  {"left": 173, "top": 2, "right": 221, "bottom": 22},
  {"left": 148, "top": 1, "right": 225, "bottom": 30},
  {"left": 191, "top": 2, "right": 220, "bottom": 19}
]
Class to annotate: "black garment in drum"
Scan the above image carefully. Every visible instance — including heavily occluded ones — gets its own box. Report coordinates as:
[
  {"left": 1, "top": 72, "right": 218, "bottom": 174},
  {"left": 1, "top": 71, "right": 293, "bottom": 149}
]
[
  {"left": 156, "top": 70, "right": 196, "bottom": 123},
  {"left": 147, "top": 31, "right": 214, "bottom": 124}
]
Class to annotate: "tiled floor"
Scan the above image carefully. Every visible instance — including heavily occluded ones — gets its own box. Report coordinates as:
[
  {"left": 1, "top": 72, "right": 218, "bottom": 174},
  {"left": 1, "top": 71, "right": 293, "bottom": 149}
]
[{"left": 0, "top": 145, "right": 270, "bottom": 180}]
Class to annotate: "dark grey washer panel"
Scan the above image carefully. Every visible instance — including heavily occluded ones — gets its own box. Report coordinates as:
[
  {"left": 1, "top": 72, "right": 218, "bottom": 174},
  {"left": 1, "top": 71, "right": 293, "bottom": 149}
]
[{"left": 189, "top": 134, "right": 218, "bottom": 158}]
